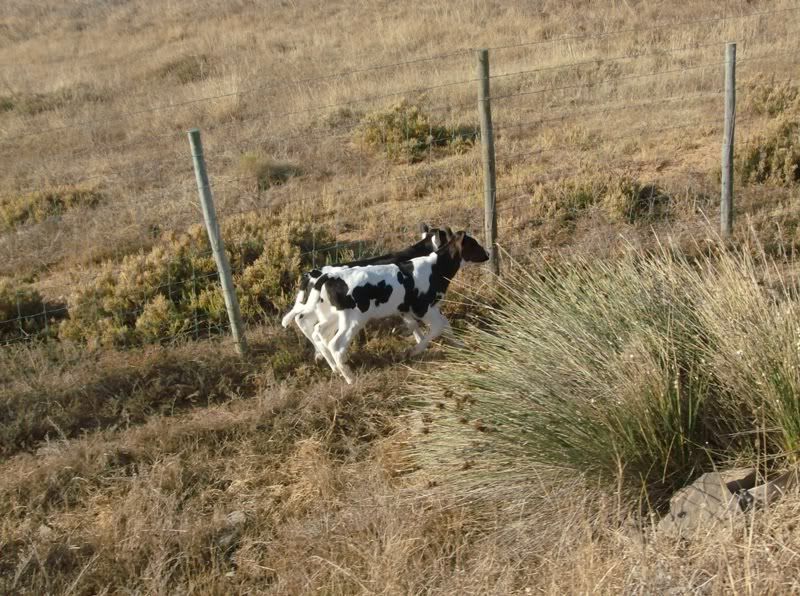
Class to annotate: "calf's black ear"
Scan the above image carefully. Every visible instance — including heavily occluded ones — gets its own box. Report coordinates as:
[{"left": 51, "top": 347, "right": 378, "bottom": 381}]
[
  {"left": 444, "top": 227, "right": 454, "bottom": 241},
  {"left": 419, "top": 223, "right": 430, "bottom": 235}
]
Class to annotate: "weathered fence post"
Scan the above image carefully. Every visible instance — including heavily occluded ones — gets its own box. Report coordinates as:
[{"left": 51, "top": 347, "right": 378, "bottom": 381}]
[
  {"left": 187, "top": 128, "right": 248, "bottom": 355},
  {"left": 477, "top": 48, "right": 499, "bottom": 276},
  {"left": 721, "top": 42, "right": 736, "bottom": 239}
]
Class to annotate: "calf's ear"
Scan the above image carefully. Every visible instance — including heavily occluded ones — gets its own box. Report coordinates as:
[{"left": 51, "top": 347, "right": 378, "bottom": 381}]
[
  {"left": 444, "top": 227, "right": 454, "bottom": 241},
  {"left": 419, "top": 222, "right": 430, "bottom": 235}
]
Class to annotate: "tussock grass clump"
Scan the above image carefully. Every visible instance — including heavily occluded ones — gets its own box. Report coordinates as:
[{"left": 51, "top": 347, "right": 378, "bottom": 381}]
[
  {"left": 237, "top": 152, "right": 302, "bottom": 192},
  {"left": 0, "top": 83, "right": 108, "bottom": 116},
  {"left": 0, "top": 186, "right": 103, "bottom": 230},
  {"left": 359, "top": 100, "right": 476, "bottom": 163},
  {"left": 59, "top": 214, "right": 333, "bottom": 347},
  {"left": 530, "top": 173, "right": 669, "bottom": 223},
  {"left": 413, "top": 245, "right": 800, "bottom": 508},
  {"left": 155, "top": 54, "right": 211, "bottom": 84},
  {"left": 738, "top": 115, "right": 800, "bottom": 185}
]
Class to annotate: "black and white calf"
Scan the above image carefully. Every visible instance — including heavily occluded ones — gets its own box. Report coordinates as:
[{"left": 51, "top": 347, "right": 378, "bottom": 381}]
[
  {"left": 299, "top": 231, "right": 489, "bottom": 384},
  {"left": 281, "top": 224, "right": 449, "bottom": 362}
]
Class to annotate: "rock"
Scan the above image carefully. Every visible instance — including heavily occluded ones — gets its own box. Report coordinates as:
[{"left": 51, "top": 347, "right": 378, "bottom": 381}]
[
  {"left": 216, "top": 511, "right": 247, "bottom": 552},
  {"left": 718, "top": 467, "right": 758, "bottom": 492},
  {"left": 226, "top": 510, "right": 246, "bottom": 527},
  {"left": 657, "top": 468, "right": 800, "bottom": 538},
  {"left": 37, "top": 523, "right": 54, "bottom": 540},
  {"left": 657, "top": 469, "right": 756, "bottom": 538}
]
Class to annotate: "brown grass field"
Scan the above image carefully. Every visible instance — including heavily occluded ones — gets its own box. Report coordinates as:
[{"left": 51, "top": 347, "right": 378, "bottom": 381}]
[{"left": 2, "top": 0, "right": 800, "bottom": 593}]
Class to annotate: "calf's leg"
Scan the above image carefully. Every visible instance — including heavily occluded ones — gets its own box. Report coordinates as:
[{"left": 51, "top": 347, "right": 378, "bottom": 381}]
[
  {"left": 328, "top": 312, "right": 365, "bottom": 384},
  {"left": 407, "top": 307, "right": 450, "bottom": 357},
  {"left": 401, "top": 314, "right": 425, "bottom": 343},
  {"left": 312, "top": 316, "right": 339, "bottom": 372}
]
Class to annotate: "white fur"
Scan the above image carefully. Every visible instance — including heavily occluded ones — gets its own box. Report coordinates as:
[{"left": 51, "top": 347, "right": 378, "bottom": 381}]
[
  {"left": 281, "top": 230, "right": 443, "bottom": 364},
  {"left": 307, "top": 252, "right": 450, "bottom": 384}
]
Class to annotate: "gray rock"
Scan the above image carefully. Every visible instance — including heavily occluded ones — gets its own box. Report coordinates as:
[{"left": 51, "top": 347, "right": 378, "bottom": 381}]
[
  {"left": 658, "top": 469, "right": 756, "bottom": 538},
  {"left": 226, "top": 510, "right": 246, "bottom": 527}
]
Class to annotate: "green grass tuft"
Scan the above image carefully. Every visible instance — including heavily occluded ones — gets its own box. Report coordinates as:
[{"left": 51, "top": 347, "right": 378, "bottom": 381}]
[{"left": 412, "top": 244, "right": 800, "bottom": 509}]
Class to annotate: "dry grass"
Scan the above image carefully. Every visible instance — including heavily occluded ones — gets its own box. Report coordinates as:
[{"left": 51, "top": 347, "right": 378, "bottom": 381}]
[
  {"left": 1, "top": 0, "right": 799, "bottom": 278},
  {"left": 2, "top": 0, "right": 800, "bottom": 592}
]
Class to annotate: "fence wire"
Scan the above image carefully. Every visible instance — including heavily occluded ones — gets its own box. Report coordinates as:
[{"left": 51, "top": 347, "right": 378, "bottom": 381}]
[{"left": 1, "top": 11, "right": 797, "bottom": 349}]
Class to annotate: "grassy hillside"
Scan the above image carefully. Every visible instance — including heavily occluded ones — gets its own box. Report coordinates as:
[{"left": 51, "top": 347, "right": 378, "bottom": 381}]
[{"left": 2, "top": 0, "right": 800, "bottom": 592}]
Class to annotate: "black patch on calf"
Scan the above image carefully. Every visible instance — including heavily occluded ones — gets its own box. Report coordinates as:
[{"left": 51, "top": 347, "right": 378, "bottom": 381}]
[
  {"left": 324, "top": 277, "right": 395, "bottom": 313},
  {"left": 396, "top": 261, "right": 415, "bottom": 313},
  {"left": 326, "top": 277, "right": 356, "bottom": 310},
  {"left": 352, "top": 281, "right": 394, "bottom": 312}
]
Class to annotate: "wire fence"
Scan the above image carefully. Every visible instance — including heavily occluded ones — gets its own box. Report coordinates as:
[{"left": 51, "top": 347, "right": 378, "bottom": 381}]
[{"left": 1, "top": 5, "right": 799, "bottom": 349}]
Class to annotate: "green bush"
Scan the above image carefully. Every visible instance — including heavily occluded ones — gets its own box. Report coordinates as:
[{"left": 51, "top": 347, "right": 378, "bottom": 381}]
[
  {"left": 412, "top": 246, "right": 800, "bottom": 509},
  {"left": 237, "top": 152, "right": 302, "bottom": 192},
  {"left": 358, "top": 100, "right": 476, "bottom": 163},
  {"left": 529, "top": 173, "right": 668, "bottom": 223},
  {"left": 59, "top": 214, "right": 334, "bottom": 347},
  {"left": 0, "top": 278, "right": 49, "bottom": 342},
  {"left": 738, "top": 116, "right": 800, "bottom": 185},
  {"left": 743, "top": 75, "right": 799, "bottom": 117},
  {"left": 0, "top": 186, "right": 103, "bottom": 230}
]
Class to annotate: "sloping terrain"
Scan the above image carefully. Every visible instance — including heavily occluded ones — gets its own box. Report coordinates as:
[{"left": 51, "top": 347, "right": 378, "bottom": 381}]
[{"left": 2, "top": 0, "right": 800, "bottom": 593}]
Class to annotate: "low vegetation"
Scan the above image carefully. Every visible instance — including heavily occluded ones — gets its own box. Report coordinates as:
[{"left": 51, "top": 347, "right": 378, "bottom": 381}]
[
  {"left": 0, "top": 186, "right": 103, "bottom": 230},
  {"left": 59, "top": 214, "right": 334, "bottom": 347},
  {"left": 738, "top": 115, "right": 800, "bottom": 185},
  {"left": 529, "top": 172, "right": 671, "bottom": 223},
  {"left": 237, "top": 152, "right": 303, "bottom": 192},
  {"left": 414, "top": 245, "right": 800, "bottom": 508},
  {"left": 743, "top": 75, "right": 799, "bottom": 117},
  {"left": 155, "top": 54, "right": 211, "bottom": 84},
  {"left": 3, "top": 0, "right": 800, "bottom": 592},
  {"left": 0, "top": 83, "right": 108, "bottom": 117},
  {"left": 359, "top": 100, "right": 477, "bottom": 163},
  {"left": 0, "top": 278, "right": 49, "bottom": 343}
]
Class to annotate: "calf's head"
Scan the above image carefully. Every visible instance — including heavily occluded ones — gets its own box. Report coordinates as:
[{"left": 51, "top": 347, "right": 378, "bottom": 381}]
[
  {"left": 420, "top": 223, "right": 449, "bottom": 251},
  {"left": 448, "top": 231, "right": 490, "bottom": 264}
]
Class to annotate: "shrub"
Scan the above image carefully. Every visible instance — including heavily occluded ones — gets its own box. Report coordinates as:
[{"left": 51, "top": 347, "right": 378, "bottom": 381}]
[
  {"left": 59, "top": 214, "right": 334, "bottom": 347},
  {"left": 738, "top": 116, "right": 800, "bottom": 185},
  {"left": 0, "top": 186, "right": 103, "bottom": 230},
  {"left": 412, "top": 246, "right": 800, "bottom": 509},
  {"left": 358, "top": 100, "right": 476, "bottom": 163},
  {"left": 529, "top": 173, "right": 668, "bottom": 223},
  {"left": 0, "top": 278, "right": 49, "bottom": 342},
  {"left": 743, "top": 75, "right": 799, "bottom": 117},
  {"left": 156, "top": 54, "right": 211, "bottom": 84},
  {"left": 237, "top": 152, "right": 302, "bottom": 192},
  {"left": 603, "top": 180, "right": 670, "bottom": 222}
]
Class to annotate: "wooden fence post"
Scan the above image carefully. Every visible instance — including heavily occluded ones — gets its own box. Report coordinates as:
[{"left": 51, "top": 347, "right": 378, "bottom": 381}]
[
  {"left": 477, "top": 48, "right": 499, "bottom": 276},
  {"left": 187, "top": 128, "right": 248, "bottom": 355},
  {"left": 721, "top": 42, "right": 736, "bottom": 239}
]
